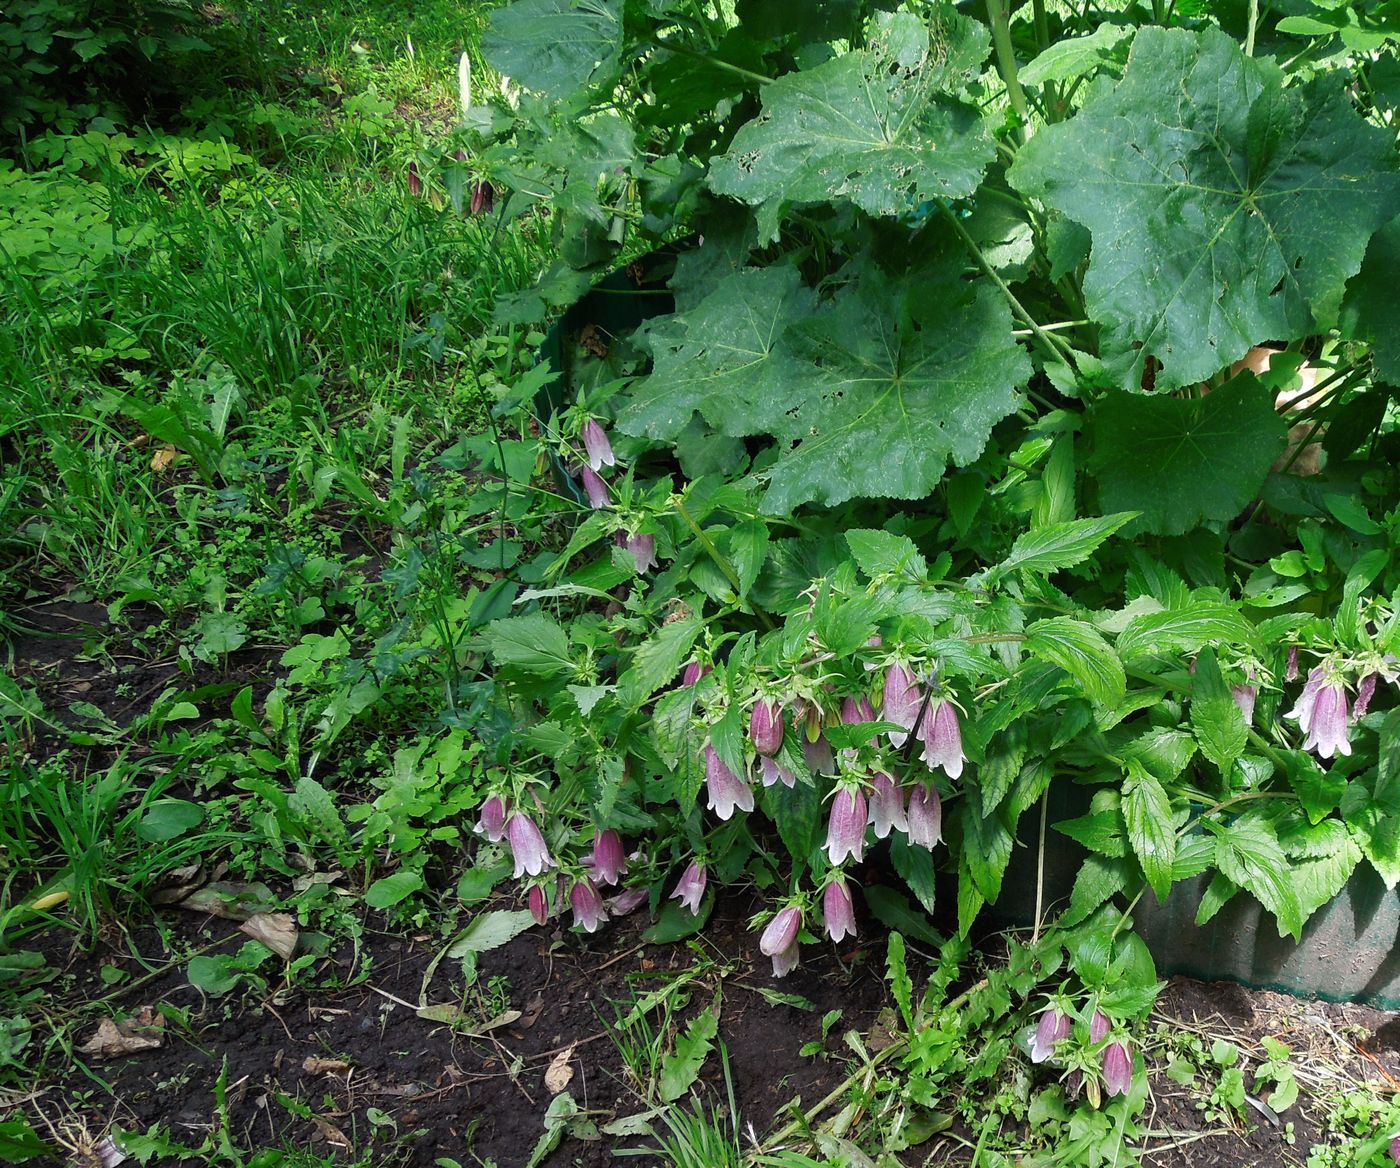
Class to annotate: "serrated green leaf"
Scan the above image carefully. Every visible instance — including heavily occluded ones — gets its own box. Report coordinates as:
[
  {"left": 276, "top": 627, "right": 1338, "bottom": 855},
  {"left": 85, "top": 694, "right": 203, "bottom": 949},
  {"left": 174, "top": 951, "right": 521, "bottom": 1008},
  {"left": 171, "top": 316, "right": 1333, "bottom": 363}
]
[
  {"left": 1088, "top": 376, "right": 1288, "bottom": 536},
  {"left": 366, "top": 870, "right": 425, "bottom": 909},
  {"left": 1024, "top": 616, "right": 1126, "bottom": 707},
  {"left": 889, "top": 835, "right": 938, "bottom": 915},
  {"left": 708, "top": 10, "right": 994, "bottom": 242},
  {"left": 1190, "top": 647, "right": 1247, "bottom": 774},
  {"left": 864, "top": 884, "right": 942, "bottom": 945},
  {"left": 1195, "top": 871, "right": 1239, "bottom": 926},
  {"left": 1010, "top": 27, "right": 1400, "bottom": 392},
  {"left": 446, "top": 910, "right": 538, "bottom": 957},
  {"left": 1211, "top": 816, "right": 1304, "bottom": 940},
  {"left": 486, "top": 613, "right": 575, "bottom": 676},
  {"left": 660, "top": 1000, "right": 720, "bottom": 1102},
  {"left": 1340, "top": 215, "right": 1400, "bottom": 382},
  {"left": 1064, "top": 854, "right": 1130, "bottom": 925},
  {"left": 959, "top": 802, "right": 1014, "bottom": 902},
  {"left": 1020, "top": 24, "right": 1132, "bottom": 86},
  {"left": 1115, "top": 604, "right": 1257, "bottom": 661},
  {"left": 617, "top": 613, "right": 702, "bottom": 709},
  {"left": 845, "top": 529, "right": 928, "bottom": 580},
  {"left": 1123, "top": 760, "right": 1176, "bottom": 902},
  {"left": 1280, "top": 818, "right": 1361, "bottom": 924},
  {"left": 761, "top": 779, "right": 823, "bottom": 865},
  {"left": 483, "top": 0, "right": 622, "bottom": 98},
  {"left": 993, "top": 513, "right": 1134, "bottom": 577},
  {"left": 1055, "top": 809, "right": 1127, "bottom": 858},
  {"left": 0, "top": 1118, "right": 55, "bottom": 1162},
  {"left": 887, "top": 932, "right": 914, "bottom": 1030}
]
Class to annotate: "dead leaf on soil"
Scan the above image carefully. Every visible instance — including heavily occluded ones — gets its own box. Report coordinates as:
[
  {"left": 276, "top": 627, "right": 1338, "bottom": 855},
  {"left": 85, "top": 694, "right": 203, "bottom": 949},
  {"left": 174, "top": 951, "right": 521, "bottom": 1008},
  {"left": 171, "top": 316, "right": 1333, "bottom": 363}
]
[
  {"left": 150, "top": 445, "right": 180, "bottom": 472},
  {"left": 240, "top": 911, "right": 299, "bottom": 960},
  {"left": 311, "top": 1116, "right": 351, "bottom": 1149},
  {"left": 79, "top": 1010, "right": 165, "bottom": 1060},
  {"left": 302, "top": 1056, "right": 352, "bottom": 1076},
  {"left": 175, "top": 881, "right": 275, "bottom": 920},
  {"left": 545, "top": 1045, "right": 575, "bottom": 1094},
  {"left": 463, "top": 1008, "right": 522, "bottom": 1037},
  {"left": 518, "top": 991, "right": 545, "bottom": 1030},
  {"left": 416, "top": 1003, "right": 462, "bottom": 1024}
]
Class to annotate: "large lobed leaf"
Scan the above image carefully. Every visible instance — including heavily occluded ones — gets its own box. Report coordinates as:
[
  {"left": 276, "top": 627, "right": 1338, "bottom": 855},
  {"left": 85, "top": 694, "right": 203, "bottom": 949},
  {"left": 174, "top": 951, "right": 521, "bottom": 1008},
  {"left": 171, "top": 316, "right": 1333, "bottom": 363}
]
[
  {"left": 1010, "top": 27, "right": 1400, "bottom": 392},
  {"left": 482, "top": 0, "right": 623, "bottom": 98},
  {"left": 707, "top": 10, "right": 995, "bottom": 243}
]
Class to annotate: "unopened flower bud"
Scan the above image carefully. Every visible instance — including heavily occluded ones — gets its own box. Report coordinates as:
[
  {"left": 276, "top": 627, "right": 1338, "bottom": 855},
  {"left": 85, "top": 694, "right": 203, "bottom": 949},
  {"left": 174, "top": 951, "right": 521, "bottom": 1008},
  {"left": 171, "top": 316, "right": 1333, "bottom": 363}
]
[
  {"left": 528, "top": 884, "right": 548, "bottom": 925},
  {"left": 750, "top": 699, "right": 784, "bottom": 757}
]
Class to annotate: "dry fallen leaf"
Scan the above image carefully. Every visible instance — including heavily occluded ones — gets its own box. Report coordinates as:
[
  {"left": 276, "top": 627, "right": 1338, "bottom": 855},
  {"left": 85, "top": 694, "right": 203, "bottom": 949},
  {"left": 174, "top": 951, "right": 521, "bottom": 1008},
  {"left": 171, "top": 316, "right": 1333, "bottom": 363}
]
[
  {"left": 150, "top": 445, "right": 180, "bottom": 472},
  {"left": 176, "top": 881, "right": 275, "bottom": 920},
  {"left": 545, "top": 1044, "right": 576, "bottom": 1094},
  {"left": 79, "top": 1011, "right": 164, "bottom": 1060},
  {"left": 302, "top": 1056, "right": 351, "bottom": 1076},
  {"left": 518, "top": 991, "right": 546, "bottom": 1030},
  {"left": 240, "top": 911, "right": 299, "bottom": 960},
  {"left": 311, "top": 1116, "right": 351, "bottom": 1149}
]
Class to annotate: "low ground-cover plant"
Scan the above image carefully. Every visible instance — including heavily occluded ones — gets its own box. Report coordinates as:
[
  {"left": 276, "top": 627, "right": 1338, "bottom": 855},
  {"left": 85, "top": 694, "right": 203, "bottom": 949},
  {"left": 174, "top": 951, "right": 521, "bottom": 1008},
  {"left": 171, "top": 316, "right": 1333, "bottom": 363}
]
[{"left": 464, "top": 0, "right": 1400, "bottom": 1130}]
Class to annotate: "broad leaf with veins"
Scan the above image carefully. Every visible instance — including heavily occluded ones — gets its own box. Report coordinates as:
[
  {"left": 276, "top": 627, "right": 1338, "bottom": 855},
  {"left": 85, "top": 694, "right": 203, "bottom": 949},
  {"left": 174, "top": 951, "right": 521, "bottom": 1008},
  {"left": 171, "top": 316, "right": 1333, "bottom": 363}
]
[
  {"left": 707, "top": 10, "right": 995, "bottom": 243},
  {"left": 1010, "top": 27, "right": 1400, "bottom": 392}
]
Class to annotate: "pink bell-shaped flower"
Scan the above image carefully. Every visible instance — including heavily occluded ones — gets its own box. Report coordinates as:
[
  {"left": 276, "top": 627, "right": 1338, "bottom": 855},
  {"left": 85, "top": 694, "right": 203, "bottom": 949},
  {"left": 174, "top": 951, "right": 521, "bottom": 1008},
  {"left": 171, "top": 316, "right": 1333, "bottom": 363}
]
[
  {"left": 906, "top": 784, "right": 943, "bottom": 850},
  {"left": 750, "top": 699, "right": 785, "bottom": 757},
  {"left": 527, "top": 884, "right": 549, "bottom": 925},
  {"left": 607, "top": 887, "right": 649, "bottom": 916},
  {"left": 1089, "top": 1009, "right": 1111, "bottom": 1045},
  {"left": 704, "top": 744, "right": 754, "bottom": 820},
  {"left": 506, "top": 813, "right": 555, "bottom": 878},
  {"left": 475, "top": 795, "right": 507, "bottom": 842},
  {"left": 759, "top": 756, "right": 796, "bottom": 788},
  {"left": 581, "top": 419, "right": 616, "bottom": 471},
  {"left": 867, "top": 773, "right": 908, "bottom": 839},
  {"left": 669, "top": 862, "right": 708, "bottom": 914},
  {"left": 1355, "top": 672, "right": 1380, "bottom": 719},
  {"left": 1102, "top": 1040, "right": 1133, "bottom": 1097},
  {"left": 1030, "top": 1008, "right": 1070, "bottom": 1064},
  {"left": 570, "top": 877, "right": 607, "bottom": 932},
  {"left": 802, "top": 734, "right": 836, "bottom": 776},
  {"left": 759, "top": 904, "right": 802, "bottom": 978},
  {"left": 823, "top": 878, "right": 857, "bottom": 944},
  {"left": 841, "top": 696, "right": 875, "bottom": 724},
  {"left": 625, "top": 532, "right": 656, "bottom": 573},
  {"left": 589, "top": 830, "right": 627, "bottom": 886},
  {"left": 917, "top": 697, "right": 966, "bottom": 779},
  {"left": 882, "top": 662, "right": 922, "bottom": 748},
  {"left": 579, "top": 465, "right": 609, "bottom": 509},
  {"left": 825, "top": 786, "right": 867, "bottom": 866},
  {"left": 1287, "top": 667, "right": 1352, "bottom": 759}
]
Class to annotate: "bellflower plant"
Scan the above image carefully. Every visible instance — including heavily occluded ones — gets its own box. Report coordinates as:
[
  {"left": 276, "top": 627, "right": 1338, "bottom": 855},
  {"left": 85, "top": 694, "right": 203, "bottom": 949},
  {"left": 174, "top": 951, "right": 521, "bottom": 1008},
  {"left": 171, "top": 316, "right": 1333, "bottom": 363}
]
[
  {"left": 823, "top": 877, "right": 857, "bottom": 944},
  {"left": 704, "top": 743, "right": 754, "bottom": 819},
  {"left": 759, "top": 904, "right": 802, "bottom": 978},
  {"left": 506, "top": 813, "right": 554, "bottom": 879},
  {"left": 670, "top": 862, "right": 707, "bottom": 914},
  {"left": 825, "top": 785, "right": 868, "bottom": 866}
]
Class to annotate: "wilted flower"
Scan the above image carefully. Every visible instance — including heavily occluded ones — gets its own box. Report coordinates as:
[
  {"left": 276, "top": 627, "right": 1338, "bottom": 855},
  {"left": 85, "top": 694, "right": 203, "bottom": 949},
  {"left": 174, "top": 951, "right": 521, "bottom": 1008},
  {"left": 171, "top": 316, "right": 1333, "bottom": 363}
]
[
  {"left": 1355, "top": 672, "right": 1379, "bottom": 720},
  {"left": 476, "top": 795, "right": 507, "bottom": 842},
  {"left": 823, "top": 878, "right": 857, "bottom": 944},
  {"left": 704, "top": 743, "right": 754, "bottom": 820},
  {"left": 906, "top": 784, "right": 942, "bottom": 850},
  {"left": 570, "top": 877, "right": 607, "bottom": 932},
  {"left": 470, "top": 180, "right": 495, "bottom": 216},
  {"left": 1231, "top": 683, "right": 1257, "bottom": 726},
  {"left": 825, "top": 786, "right": 868, "bottom": 866},
  {"left": 590, "top": 830, "right": 627, "bottom": 886},
  {"left": 607, "top": 887, "right": 648, "bottom": 916},
  {"left": 882, "top": 662, "right": 923, "bottom": 748},
  {"left": 1102, "top": 1040, "right": 1133, "bottom": 1097},
  {"left": 1030, "top": 1008, "right": 1070, "bottom": 1064},
  {"left": 1287, "top": 667, "right": 1352, "bottom": 759},
  {"left": 670, "top": 862, "right": 707, "bottom": 914},
  {"left": 751, "top": 699, "right": 784, "bottom": 757},
  {"left": 1089, "top": 1009, "right": 1110, "bottom": 1045},
  {"left": 759, "top": 904, "right": 802, "bottom": 978},
  {"left": 527, "top": 884, "right": 549, "bottom": 925},
  {"left": 867, "top": 773, "right": 908, "bottom": 839},
  {"left": 918, "top": 697, "right": 966, "bottom": 779},
  {"left": 759, "top": 756, "right": 796, "bottom": 788},
  {"left": 407, "top": 161, "right": 423, "bottom": 197},
  {"left": 802, "top": 734, "right": 836, "bottom": 776},
  {"left": 581, "top": 419, "right": 616, "bottom": 471},
  {"left": 841, "top": 696, "right": 875, "bottom": 724},
  {"left": 579, "top": 465, "right": 609, "bottom": 509},
  {"left": 506, "top": 813, "right": 554, "bottom": 878}
]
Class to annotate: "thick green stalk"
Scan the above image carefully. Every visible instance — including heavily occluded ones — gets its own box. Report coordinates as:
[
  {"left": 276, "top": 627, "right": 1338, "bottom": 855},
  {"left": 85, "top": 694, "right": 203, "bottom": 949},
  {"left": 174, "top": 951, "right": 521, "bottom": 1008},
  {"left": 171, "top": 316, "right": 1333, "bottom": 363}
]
[{"left": 985, "top": 0, "right": 1033, "bottom": 135}]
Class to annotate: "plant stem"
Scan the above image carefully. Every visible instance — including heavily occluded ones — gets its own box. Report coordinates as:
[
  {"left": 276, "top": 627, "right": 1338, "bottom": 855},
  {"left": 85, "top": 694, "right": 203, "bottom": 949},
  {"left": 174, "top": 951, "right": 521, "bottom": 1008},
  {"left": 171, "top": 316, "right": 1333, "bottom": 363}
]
[
  {"left": 936, "top": 200, "right": 1078, "bottom": 370},
  {"left": 1245, "top": 0, "right": 1260, "bottom": 55},
  {"left": 1032, "top": 787, "right": 1048, "bottom": 945},
  {"left": 1032, "top": 0, "right": 1051, "bottom": 52},
  {"left": 674, "top": 499, "right": 774, "bottom": 629},
  {"left": 985, "top": 0, "right": 1033, "bottom": 135},
  {"left": 647, "top": 38, "right": 772, "bottom": 86}
]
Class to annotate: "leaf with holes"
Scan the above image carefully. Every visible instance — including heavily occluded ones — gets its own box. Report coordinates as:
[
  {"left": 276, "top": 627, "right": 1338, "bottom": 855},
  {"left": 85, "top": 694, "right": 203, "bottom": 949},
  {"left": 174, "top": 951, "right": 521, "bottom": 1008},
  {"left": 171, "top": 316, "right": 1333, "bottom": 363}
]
[
  {"left": 1010, "top": 27, "right": 1400, "bottom": 392},
  {"left": 708, "top": 10, "right": 994, "bottom": 243}
]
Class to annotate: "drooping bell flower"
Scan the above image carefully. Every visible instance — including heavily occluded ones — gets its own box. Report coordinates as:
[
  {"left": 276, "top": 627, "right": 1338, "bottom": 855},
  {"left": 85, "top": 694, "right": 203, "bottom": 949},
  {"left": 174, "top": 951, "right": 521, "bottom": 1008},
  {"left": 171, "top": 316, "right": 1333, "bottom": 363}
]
[
  {"left": 906, "top": 784, "right": 942, "bottom": 850},
  {"left": 1390, "top": 1135, "right": 1400, "bottom": 1166},
  {"left": 407, "top": 161, "right": 423, "bottom": 197},
  {"left": 759, "top": 904, "right": 802, "bottom": 978},
  {"left": 867, "top": 773, "right": 908, "bottom": 839},
  {"left": 1101, "top": 1040, "right": 1133, "bottom": 1097},
  {"left": 680, "top": 660, "right": 708, "bottom": 687},
  {"left": 882, "top": 662, "right": 922, "bottom": 748},
  {"left": 1355, "top": 672, "right": 1379, "bottom": 720},
  {"left": 841, "top": 696, "right": 875, "bottom": 725},
  {"left": 470, "top": 180, "right": 494, "bottom": 216},
  {"left": 918, "top": 697, "right": 966, "bottom": 779},
  {"left": 581, "top": 419, "right": 616, "bottom": 471},
  {"left": 823, "top": 878, "right": 857, "bottom": 944},
  {"left": 476, "top": 795, "right": 507, "bottom": 842},
  {"left": 1287, "top": 667, "right": 1352, "bottom": 759},
  {"left": 528, "top": 884, "right": 549, "bottom": 925},
  {"left": 590, "top": 830, "right": 627, "bottom": 886},
  {"left": 570, "top": 877, "right": 607, "bottom": 932},
  {"left": 579, "top": 465, "right": 609, "bottom": 509},
  {"left": 670, "top": 862, "right": 707, "bottom": 914},
  {"left": 1030, "top": 1008, "right": 1071, "bottom": 1064},
  {"left": 1089, "top": 1009, "right": 1110, "bottom": 1045},
  {"left": 624, "top": 532, "right": 656, "bottom": 573},
  {"left": 704, "top": 743, "right": 754, "bottom": 820},
  {"left": 759, "top": 756, "right": 796, "bottom": 788},
  {"left": 1231, "top": 684, "right": 1257, "bottom": 726},
  {"left": 750, "top": 699, "right": 784, "bottom": 757},
  {"left": 506, "top": 813, "right": 555, "bottom": 878},
  {"left": 825, "top": 785, "right": 868, "bottom": 866},
  {"left": 607, "top": 887, "right": 648, "bottom": 916},
  {"left": 802, "top": 734, "right": 835, "bottom": 776}
]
